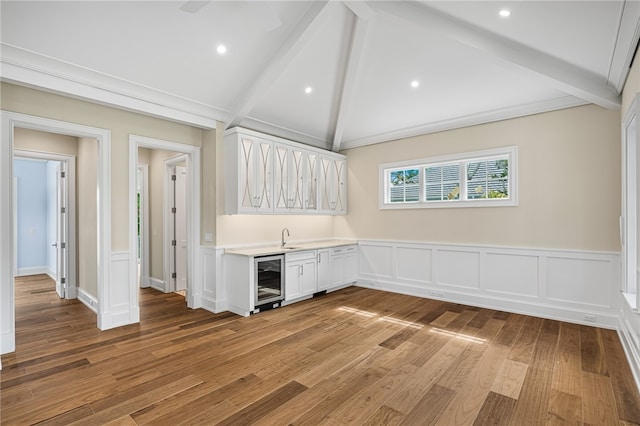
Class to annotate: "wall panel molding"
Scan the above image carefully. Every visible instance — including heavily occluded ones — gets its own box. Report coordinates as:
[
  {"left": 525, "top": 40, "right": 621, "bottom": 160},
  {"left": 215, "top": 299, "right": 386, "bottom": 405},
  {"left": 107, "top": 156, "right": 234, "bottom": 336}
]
[
  {"left": 99, "top": 251, "right": 139, "bottom": 330},
  {"left": 358, "top": 240, "right": 620, "bottom": 328},
  {"left": 200, "top": 246, "right": 226, "bottom": 313}
]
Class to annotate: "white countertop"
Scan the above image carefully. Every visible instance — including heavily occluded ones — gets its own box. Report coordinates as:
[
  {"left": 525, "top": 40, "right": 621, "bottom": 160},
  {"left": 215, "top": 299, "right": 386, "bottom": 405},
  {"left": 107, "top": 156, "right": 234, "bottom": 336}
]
[{"left": 224, "top": 239, "right": 358, "bottom": 257}]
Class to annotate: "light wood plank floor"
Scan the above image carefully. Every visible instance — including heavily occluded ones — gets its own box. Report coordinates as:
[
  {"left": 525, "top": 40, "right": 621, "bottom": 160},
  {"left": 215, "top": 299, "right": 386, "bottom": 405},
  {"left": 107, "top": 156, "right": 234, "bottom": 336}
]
[{"left": 2, "top": 275, "right": 640, "bottom": 425}]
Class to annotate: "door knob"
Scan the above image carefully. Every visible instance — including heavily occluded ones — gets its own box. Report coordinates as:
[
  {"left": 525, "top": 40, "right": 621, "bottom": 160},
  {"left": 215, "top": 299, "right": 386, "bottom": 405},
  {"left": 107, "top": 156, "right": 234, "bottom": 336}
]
[{"left": 52, "top": 242, "right": 58, "bottom": 247}]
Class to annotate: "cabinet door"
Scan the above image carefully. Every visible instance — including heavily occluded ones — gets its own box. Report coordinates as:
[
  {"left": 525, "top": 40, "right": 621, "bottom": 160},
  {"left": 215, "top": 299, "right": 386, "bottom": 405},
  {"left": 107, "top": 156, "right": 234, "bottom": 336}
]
[
  {"left": 301, "top": 257, "right": 318, "bottom": 296},
  {"left": 274, "top": 145, "right": 291, "bottom": 212},
  {"left": 330, "top": 250, "right": 345, "bottom": 287},
  {"left": 343, "top": 247, "right": 358, "bottom": 284},
  {"left": 320, "top": 156, "right": 347, "bottom": 214},
  {"left": 285, "top": 261, "right": 302, "bottom": 301},
  {"left": 274, "top": 145, "right": 305, "bottom": 213},
  {"left": 290, "top": 149, "right": 304, "bottom": 211},
  {"left": 317, "top": 249, "right": 331, "bottom": 290},
  {"left": 303, "top": 151, "right": 318, "bottom": 211},
  {"left": 239, "top": 136, "right": 273, "bottom": 212}
]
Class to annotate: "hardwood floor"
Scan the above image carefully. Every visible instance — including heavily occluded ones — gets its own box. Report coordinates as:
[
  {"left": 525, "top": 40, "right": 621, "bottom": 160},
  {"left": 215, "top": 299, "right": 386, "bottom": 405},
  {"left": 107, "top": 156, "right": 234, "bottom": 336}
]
[{"left": 2, "top": 274, "right": 640, "bottom": 425}]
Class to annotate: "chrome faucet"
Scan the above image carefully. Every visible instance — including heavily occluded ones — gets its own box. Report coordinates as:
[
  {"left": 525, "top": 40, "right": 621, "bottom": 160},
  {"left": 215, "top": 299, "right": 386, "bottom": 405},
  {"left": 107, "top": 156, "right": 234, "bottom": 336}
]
[{"left": 281, "top": 227, "right": 290, "bottom": 247}]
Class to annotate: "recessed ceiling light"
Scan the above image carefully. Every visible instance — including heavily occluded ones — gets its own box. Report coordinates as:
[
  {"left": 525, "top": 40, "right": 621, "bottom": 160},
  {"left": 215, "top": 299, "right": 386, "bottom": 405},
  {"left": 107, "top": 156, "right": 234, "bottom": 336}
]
[
  {"left": 304, "top": 86, "right": 313, "bottom": 94},
  {"left": 411, "top": 80, "right": 420, "bottom": 88},
  {"left": 216, "top": 44, "right": 227, "bottom": 55},
  {"left": 499, "top": 9, "right": 511, "bottom": 17}
]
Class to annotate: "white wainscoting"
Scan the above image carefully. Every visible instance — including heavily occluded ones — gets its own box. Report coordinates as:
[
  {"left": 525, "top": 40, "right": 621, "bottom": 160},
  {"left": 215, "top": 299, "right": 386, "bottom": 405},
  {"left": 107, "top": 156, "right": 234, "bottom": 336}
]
[
  {"left": 358, "top": 240, "right": 620, "bottom": 328},
  {"left": 619, "top": 293, "right": 640, "bottom": 391},
  {"left": 200, "top": 246, "right": 226, "bottom": 313},
  {"left": 99, "top": 251, "right": 139, "bottom": 330}
]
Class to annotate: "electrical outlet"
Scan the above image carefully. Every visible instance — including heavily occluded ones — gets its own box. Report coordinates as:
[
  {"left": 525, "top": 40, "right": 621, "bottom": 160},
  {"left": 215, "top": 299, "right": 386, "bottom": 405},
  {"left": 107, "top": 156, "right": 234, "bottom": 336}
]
[
  {"left": 429, "top": 290, "right": 444, "bottom": 298},
  {"left": 583, "top": 314, "right": 597, "bottom": 323}
]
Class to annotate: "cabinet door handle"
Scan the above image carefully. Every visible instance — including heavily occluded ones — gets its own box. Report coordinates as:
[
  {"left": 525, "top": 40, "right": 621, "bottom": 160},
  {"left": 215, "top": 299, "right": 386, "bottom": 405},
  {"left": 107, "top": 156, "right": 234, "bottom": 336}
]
[{"left": 317, "top": 253, "right": 320, "bottom": 263}]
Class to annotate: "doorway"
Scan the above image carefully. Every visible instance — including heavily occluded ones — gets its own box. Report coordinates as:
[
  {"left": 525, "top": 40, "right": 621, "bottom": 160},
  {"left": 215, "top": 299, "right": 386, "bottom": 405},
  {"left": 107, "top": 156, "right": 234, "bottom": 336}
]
[
  {"left": 13, "top": 150, "right": 76, "bottom": 300},
  {"left": 129, "top": 135, "right": 201, "bottom": 310},
  {"left": 1, "top": 111, "right": 111, "bottom": 357},
  {"left": 167, "top": 156, "right": 188, "bottom": 293}
]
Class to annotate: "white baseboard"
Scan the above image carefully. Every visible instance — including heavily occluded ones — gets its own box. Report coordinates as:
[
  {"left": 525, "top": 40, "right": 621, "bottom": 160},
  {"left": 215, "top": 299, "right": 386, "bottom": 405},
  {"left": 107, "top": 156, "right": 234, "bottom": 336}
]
[
  {"left": 15, "top": 266, "right": 48, "bottom": 277},
  {"left": 46, "top": 267, "right": 56, "bottom": 281},
  {"left": 356, "top": 279, "right": 619, "bottom": 328},
  {"left": 139, "top": 275, "right": 151, "bottom": 288},
  {"left": 149, "top": 277, "right": 167, "bottom": 293},
  {"left": 200, "top": 295, "right": 227, "bottom": 314},
  {"left": 77, "top": 288, "right": 98, "bottom": 313}
]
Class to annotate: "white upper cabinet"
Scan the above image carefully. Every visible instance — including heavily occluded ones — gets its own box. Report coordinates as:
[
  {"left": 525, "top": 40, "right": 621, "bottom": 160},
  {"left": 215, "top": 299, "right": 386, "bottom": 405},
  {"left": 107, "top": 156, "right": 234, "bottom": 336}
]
[
  {"left": 225, "top": 127, "right": 345, "bottom": 215},
  {"left": 319, "top": 155, "right": 347, "bottom": 214},
  {"left": 302, "top": 151, "right": 319, "bottom": 212},
  {"left": 225, "top": 132, "right": 274, "bottom": 214},
  {"left": 274, "top": 144, "right": 303, "bottom": 213}
]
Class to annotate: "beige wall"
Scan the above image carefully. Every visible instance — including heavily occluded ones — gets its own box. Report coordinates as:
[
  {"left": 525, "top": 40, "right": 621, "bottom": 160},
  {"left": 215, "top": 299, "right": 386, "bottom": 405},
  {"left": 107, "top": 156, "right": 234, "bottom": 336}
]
[
  {"left": 3, "top": 83, "right": 623, "bottom": 254},
  {"left": 14, "top": 128, "right": 78, "bottom": 156},
  {"left": 77, "top": 137, "right": 98, "bottom": 296},
  {"left": 335, "top": 104, "right": 621, "bottom": 252},
  {"left": 201, "top": 128, "right": 217, "bottom": 245},
  {"left": 1, "top": 82, "right": 203, "bottom": 251}
]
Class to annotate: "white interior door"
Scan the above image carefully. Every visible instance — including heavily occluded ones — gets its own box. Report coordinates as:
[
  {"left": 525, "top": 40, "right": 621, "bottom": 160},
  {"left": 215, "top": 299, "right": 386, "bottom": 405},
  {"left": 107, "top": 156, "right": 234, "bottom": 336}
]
[
  {"left": 168, "top": 163, "right": 188, "bottom": 292},
  {"left": 55, "top": 162, "right": 68, "bottom": 299},
  {"left": 175, "top": 165, "right": 187, "bottom": 291}
]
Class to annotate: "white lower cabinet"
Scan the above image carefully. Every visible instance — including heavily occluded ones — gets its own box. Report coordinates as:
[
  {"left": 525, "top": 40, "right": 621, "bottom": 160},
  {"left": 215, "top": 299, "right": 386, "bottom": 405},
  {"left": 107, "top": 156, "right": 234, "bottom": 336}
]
[
  {"left": 286, "top": 245, "right": 358, "bottom": 302},
  {"left": 317, "top": 249, "right": 331, "bottom": 291},
  {"left": 330, "top": 245, "right": 358, "bottom": 288},
  {"left": 285, "top": 251, "right": 317, "bottom": 302}
]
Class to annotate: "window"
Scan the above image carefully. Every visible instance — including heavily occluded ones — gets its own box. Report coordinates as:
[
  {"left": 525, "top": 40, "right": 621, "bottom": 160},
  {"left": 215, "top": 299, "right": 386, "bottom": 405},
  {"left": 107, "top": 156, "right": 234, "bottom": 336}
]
[
  {"left": 380, "top": 147, "right": 517, "bottom": 209},
  {"left": 388, "top": 168, "right": 420, "bottom": 203}
]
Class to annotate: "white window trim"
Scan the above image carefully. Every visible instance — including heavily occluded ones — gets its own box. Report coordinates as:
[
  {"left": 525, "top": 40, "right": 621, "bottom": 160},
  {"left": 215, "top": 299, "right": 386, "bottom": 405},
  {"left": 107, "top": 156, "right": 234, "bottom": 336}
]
[{"left": 379, "top": 146, "right": 518, "bottom": 209}]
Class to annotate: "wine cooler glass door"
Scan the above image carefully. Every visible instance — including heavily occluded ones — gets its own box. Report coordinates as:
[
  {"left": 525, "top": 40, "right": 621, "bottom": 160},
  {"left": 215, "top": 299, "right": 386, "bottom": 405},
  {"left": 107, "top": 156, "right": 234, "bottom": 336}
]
[{"left": 255, "top": 255, "right": 284, "bottom": 305}]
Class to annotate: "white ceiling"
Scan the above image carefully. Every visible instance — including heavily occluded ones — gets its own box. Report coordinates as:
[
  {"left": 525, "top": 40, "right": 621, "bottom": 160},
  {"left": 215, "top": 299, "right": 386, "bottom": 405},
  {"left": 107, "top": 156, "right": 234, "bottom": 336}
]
[{"left": 1, "top": 1, "right": 638, "bottom": 151}]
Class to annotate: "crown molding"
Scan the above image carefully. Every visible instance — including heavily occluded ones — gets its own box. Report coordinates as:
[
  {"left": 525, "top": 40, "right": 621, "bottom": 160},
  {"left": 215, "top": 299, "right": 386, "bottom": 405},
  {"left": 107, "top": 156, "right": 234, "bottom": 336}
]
[
  {"left": 0, "top": 43, "right": 224, "bottom": 129},
  {"left": 340, "top": 95, "right": 588, "bottom": 150}
]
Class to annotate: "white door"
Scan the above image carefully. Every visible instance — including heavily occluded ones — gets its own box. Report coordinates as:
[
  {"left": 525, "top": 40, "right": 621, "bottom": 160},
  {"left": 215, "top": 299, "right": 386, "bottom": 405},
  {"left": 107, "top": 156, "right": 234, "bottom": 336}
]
[
  {"left": 55, "top": 162, "right": 68, "bottom": 298},
  {"left": 175, "top": 166, "right": 187, "bottom": 291},
  {"left": 170, "top": 165, "right": 188, "bottom": 292}
]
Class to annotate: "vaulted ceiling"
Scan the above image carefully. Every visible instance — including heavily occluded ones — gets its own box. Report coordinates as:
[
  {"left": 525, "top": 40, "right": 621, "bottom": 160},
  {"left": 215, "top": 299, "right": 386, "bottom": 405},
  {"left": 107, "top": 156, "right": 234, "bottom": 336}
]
[{"left": 1, "top": 1, "right": 638, "bottom": 151}]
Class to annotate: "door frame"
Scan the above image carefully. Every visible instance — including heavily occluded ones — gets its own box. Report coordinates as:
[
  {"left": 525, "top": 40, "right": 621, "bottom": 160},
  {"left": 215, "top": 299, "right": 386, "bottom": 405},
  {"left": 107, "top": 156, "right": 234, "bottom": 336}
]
[
  {"left": 1, "top": 111, "right": 111, "bottom": 357},
  {"left": 137, "top": 164, "right": 150, "bottom": 288},
  {"left": 13, "top": 150, "right": 77, "bottom": 299},
  {"left": 622, "top": 96, "right": 640, "bottom": 308},
  {"left": 164, "top": 155, "right": 188, "bottom": 293},
  {"left": 128, "top": 135, "right": 200, "bottom": 308}
]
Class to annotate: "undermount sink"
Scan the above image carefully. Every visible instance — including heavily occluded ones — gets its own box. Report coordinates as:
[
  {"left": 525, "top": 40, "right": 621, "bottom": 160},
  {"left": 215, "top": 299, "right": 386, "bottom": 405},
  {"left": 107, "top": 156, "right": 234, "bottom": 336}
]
[{"left": 281, "top": 246, "right": 301, "bottom": 250}]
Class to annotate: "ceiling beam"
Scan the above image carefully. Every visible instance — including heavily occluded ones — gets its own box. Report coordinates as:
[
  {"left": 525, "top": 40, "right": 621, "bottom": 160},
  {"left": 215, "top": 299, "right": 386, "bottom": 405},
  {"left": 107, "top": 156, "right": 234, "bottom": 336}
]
[
  {"left": 343, "top": 1, "right": 376, "bottom": 21},
  {"left": 607, "top": 0, "right": 640, "bottom": 92},
  {"left": 373, "top": 1, "right": 621, "bottom": 110},
  {"left": 331, "top": 16, "right": 371, "bottom": 152},
  {"left": 225, "top": 1, "right": 330, "bottom": 129}
]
